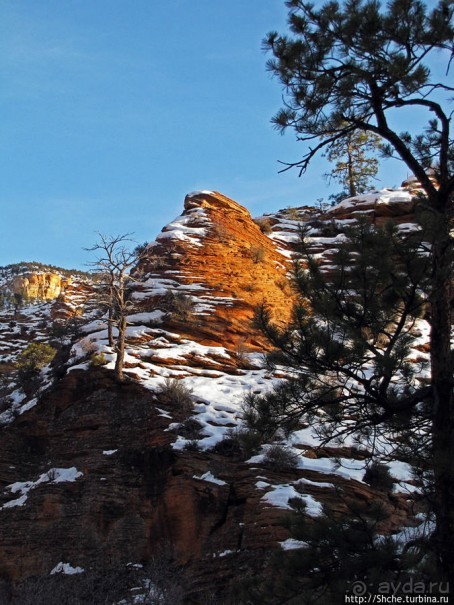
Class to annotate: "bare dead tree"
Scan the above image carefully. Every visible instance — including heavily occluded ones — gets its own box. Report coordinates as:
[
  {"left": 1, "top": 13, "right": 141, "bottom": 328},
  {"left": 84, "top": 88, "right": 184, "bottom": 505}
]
[{"left": 87, "top": 233, "right": 147, "bottom": 382}]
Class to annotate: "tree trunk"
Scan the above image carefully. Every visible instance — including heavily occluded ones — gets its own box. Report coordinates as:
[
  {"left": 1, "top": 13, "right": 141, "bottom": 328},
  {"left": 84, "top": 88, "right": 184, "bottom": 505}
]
[
  {"left": 114, "top": 315, "right": 127, "bottom": 382},
  {"left": 347, "top": 141, "right": 356, "bottom": 198},
  {"left": 430, "top": 196, "right": 454, "bottom": 585},
  {"left": 107, "top": 306, "right": 114, "bottom": 348}
]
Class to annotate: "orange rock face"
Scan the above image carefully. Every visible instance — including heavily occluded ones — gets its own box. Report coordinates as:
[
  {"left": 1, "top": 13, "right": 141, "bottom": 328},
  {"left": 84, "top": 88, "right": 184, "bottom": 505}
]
[{"left": 135, "top": 191, "right": 295, "bottom": 351}]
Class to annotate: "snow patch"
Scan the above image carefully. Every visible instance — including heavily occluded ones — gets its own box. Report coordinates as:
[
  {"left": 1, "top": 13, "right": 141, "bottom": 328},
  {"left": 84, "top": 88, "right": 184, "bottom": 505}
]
[
  {"left": 280, "top": 538, "right": 309, "bottom": 551},
  {"left": 1, "top": 467, "right": 83, "bottom": 510},
  {"left": 50, "top": 562, "right": 85, "bottom": 575},
  {"left": 193, "top": 471, "right": 227, "bottom": 486}
]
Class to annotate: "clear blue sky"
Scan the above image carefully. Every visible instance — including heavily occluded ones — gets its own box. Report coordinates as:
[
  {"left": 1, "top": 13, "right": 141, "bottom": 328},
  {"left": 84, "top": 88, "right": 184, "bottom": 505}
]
[{"left": 0, "top": 1, "right": 415, "bottom": 269}]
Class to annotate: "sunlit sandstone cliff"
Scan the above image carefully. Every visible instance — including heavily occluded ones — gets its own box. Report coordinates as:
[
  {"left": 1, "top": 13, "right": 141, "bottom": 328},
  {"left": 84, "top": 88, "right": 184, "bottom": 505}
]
[
  {"left": 133, "top": 190, "right": 296, "bottom": 351},
  {"left": 11, "top": 272, "right": 70, "bottom": 301}
]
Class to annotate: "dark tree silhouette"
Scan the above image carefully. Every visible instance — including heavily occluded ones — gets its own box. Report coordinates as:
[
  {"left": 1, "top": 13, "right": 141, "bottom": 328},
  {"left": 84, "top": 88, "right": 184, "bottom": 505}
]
[{"left": 263, "top": 0, "right": 453, "bottom": 581}]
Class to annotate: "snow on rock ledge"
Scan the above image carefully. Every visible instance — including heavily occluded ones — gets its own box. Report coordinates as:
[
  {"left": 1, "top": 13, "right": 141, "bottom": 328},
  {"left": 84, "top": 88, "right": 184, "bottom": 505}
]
[
  {"left": 329, "top": 188, "right": 415, "bottom": 222},
  {"left": 50, "top": 562, "right": 85, "bottom": 575}
]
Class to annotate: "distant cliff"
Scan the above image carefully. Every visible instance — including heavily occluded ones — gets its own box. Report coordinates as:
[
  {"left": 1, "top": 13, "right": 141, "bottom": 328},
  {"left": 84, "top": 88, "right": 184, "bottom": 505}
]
[
  {"left": 10, "top": 272, "right": 70, "bottom": 301},
  {"left": 0, "top": 263, "right": 91, "bottom": 304}
]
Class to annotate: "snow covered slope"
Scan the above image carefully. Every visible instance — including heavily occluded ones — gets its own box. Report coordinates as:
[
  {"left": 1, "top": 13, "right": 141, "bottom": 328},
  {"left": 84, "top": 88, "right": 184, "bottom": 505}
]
[
  {"left": 0, "top": 187, "right": 434, "bottom": 600},
  {"left": 64, "top": 189, "right": 427, "bottom": 494}
]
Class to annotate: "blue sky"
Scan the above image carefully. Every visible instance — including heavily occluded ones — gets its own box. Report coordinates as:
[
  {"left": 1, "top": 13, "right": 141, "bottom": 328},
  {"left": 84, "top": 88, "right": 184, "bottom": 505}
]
[{"left": 0, "top": 1, "right": 419, "bottom": 269}]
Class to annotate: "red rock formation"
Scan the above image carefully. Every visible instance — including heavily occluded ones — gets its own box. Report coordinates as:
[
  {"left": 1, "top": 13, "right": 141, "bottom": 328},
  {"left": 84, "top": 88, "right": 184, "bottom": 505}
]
[
  {"left": 328, "top": 189, "right": 416, "bottom": 225},
  {"left": 134, "top": 191, "right": 296, "bottom": 352},
  {"left": 50, "top": 279, "right": 97, "bottom": 321}
]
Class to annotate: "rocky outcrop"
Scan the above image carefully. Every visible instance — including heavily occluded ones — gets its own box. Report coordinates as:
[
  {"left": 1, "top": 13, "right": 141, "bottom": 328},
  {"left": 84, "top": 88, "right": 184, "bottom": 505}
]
[
  {"left": 134, "top": 190, "right": 296, "bottom": 352},
  {"left": 257, "top": 185, "right": 423, "bottom": 276},
  {"left": 50, "top": 279, "right": 97, "bottom": 321},
  {"left": 10, "top": 272, "right": 70, "bottom": 301},
  {"left": 328, "top": 188, "right": 416, "bottom": 225}
]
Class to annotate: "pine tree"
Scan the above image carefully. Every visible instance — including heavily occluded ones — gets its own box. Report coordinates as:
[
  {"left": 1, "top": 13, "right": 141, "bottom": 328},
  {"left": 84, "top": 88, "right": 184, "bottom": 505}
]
[
  {"left": 263, "top": 0, "right": 453, "bottom": 582},
  {"left": 323, "top": 128, "right": 382, "bottom": 200},
  {"left": 248, "top": 217, "right": 445, "bottom": 583},
  {"left": 16, "top": 342, "right": 57, "bottom": 395},
  {"left": 249, "top": 219, "right": 431, "bottom": 447},
  {"left": 232, "top": 493, "right": 426, "bottom": 604}
]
